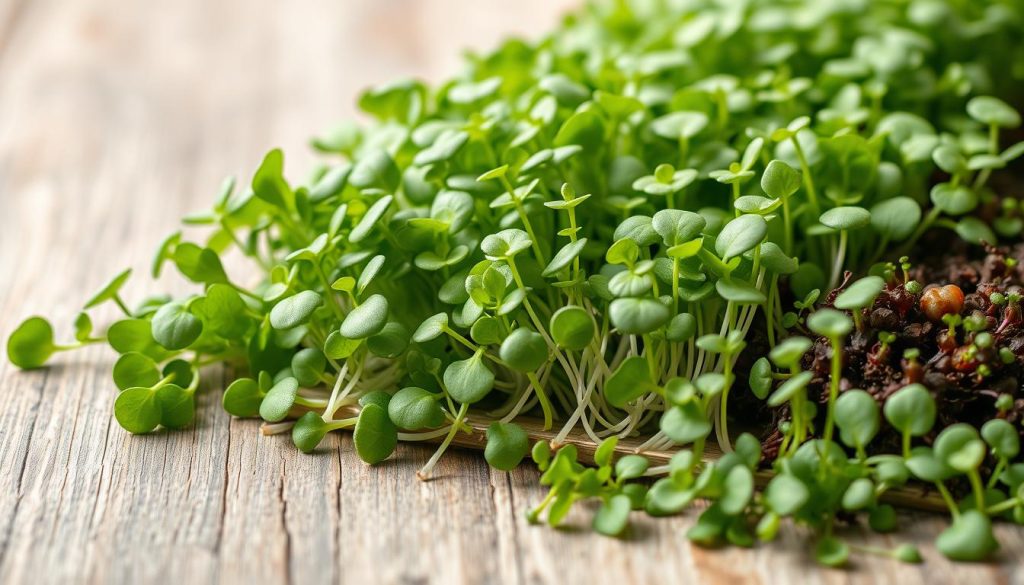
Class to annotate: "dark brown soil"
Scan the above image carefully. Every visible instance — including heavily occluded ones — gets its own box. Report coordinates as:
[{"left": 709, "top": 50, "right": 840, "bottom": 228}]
[{"left": 754, "top": 241, "right": 1024, "bottom": 461}]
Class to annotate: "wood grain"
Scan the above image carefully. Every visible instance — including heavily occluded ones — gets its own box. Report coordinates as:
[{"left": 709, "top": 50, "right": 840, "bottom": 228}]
[{"left": 0, "top": 1, "right": 1022, "bottom": 584}]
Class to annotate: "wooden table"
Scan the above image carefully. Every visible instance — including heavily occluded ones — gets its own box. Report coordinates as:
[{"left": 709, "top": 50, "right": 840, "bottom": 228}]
[{"left": 0, "top": 1, "right": 1022, "bottom": 583}]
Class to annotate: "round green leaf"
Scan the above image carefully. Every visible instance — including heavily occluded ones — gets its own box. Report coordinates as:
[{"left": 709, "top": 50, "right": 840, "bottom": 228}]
[
  {"left": 883, "top": 383, "right": 936, "bottom": 437},
  {"left": 499, "top": 328, "right": 548, "bottom": 372},
  {"left": 222, "top": 377, "right": 263, "bottom": 418},
  {"left": 112, "top": 352, "right": 161, "bottom": 391},
  {"left": 151, "top": 303, "right": 203, "bottom": 350},
  {"left": 593, "top": 494, "right": 632, "bottom": 537},
  {"left": 196, "top": 284, "right": 250, "bottom": 340},
  {"left": 966, "top": 96, "right": 1021, "bottom": 128},
  {"left": 715, "top": 214, "right": 767, "bottom": 260},
  {"left": 819, "top": 206, "right": 870, "bottom": 231},
  {"left": 388, "top": 387, "right": 444, "bottom": 430},
  {"left": 841, "top": 477, "right": 876, "bottom": 511},
  {"left": 481, "top": 229, "right": 532, "bottom": 259},
  {"left": 324, "top": 331, "right": 361, "bottom": 360},
  {"left": 292, "top": 411, "right": 329, "bottom": 453},
  {"left": 930, "top": 183, "right": 977, "bottom": 216},
  {"left": 652, "top": 209, "right": 706, "bottom": 247},
  {"left": 270, "top": 291, "right": 323, "bottom": 330},
  {"left": 650, "top": 111, "right": 708, "bottom": 140},
  {"left": 749, "top": 357, "right": 772, "bottom": 400},
  {"left": 291, "top": 348, "right": 327, "bottom": 387},
  {"left": 815, "top": 537, "right": 849, "bottom": 567},
  {"left": 413, "top": 312, "right": 449, "bottom": 343},
  {"left": 660, "top": 402, "right": 712, "bottom": 444},
  {"left": 955, "top": 217, "right": 997, "bottom": 246},
  {"left": 759, "top": 242, "right": 798, "bottom": 275},
  {"left": 470, "top": 316, "right": 502, "bottom": 346},
  {"left": 934, "top": 423, "right": 985, "bottom": 472},
  {"left": 665, "top": 313, "right": 697, "bottom": 343},
  {"left": 806, "top": 308, "right": 853, "bottom": 339},
  {"left": 834, "top": 276, "right": 885, "bottom": 310},
  {"left": 340, "top": 294, "right": 389, "bottom": 339},
  {"left": 484, "top": 422, "right": 530, "bottom": 471},
  {"left": 760, "top": 160, "right": 801, "bottom": 199},
  {"left": 443, "top": 352, "right": 494, "bottom": 404},
  {"left": 834, "top": 389, "right": 880, "bottom": 449},
  {"left": 981, "top": 418, "right": 1020, "bottom": 460},
  {"left": 156, "top": 384, "right": 194, "bottom": 429},
  {"left": 353, "top": 403, "right": 398, "bottom": 465},
  {"left": 870, "top": 197, "right": 921, "bottom": 241},
  {"left": 259, "top": 377, "right": 299, "bottom": 422},
  {"left": 936, "top": 510, "right": 999, "bottom": 562},
  {"left": 73, "top": 312, "right": 93, "bottom": 342},
  {"left": 114, "top": 387, "right": 161, "bottom": 434},
  {"left": 764, "top": 473, "right": 808, "bottom": 515},
  {"left": 720, "top": 465, "right": 754, "bottom": 515},
  {"left": 549, "top": 306, "right": 595, "bottom": 350},
  {"left": 769, "top": 336, "right": 812, "bottom": 369},
  {"left": 7, "top": 316, "right": 57, "bottom": 369},
  {"left": 609, "top": 298, "right": 671, "bottom": 334},
  {"left": 358, "top": 390, "right": 391, "bottom": 410},
  {"left": 367, "top": 321, "right": 409, "bottom": 358},
  {"left": 615, "top": 454, "right": 649, "bottom": 481},
  {"left": 162, "top": 359, "right": 194, "bottom": 387},
  {"left": 172, "top": 243, "right": 228, "bottom": 285},
  {"left": 606, "top": 356, "right": 653, "bottom": 408}
]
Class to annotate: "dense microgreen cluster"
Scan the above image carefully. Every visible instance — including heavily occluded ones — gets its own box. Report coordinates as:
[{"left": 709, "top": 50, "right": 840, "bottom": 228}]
[{"left": 7, "top": 0, "right": 1024, "bottom": 566}]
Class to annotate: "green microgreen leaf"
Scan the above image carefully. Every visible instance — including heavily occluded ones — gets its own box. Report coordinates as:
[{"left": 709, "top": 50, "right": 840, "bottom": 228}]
[
  {"left": 340, "top": 294, "right": 389, "bottom": 339},
  {"left": 388, "top": 387, "right": 444, "bottom": 430},
  {"left": 292, "top": 411, "right": 329, "bottom": 453},
  {"left": 112, "top": 352, "right": 161, "bottom": 391},
  {"left": 222, "top": 377, "right": 263, "bottom": 418},
  {"left": 151, "top": 302, "right": 203, "bottom": 350},
  {"left": 935, "top": 510, "right": 999, "bottom": 562},
  {"left": 443, "top": 351, "right": 494, "bottom": 405},
  {"left": 499, "top": 328, "right": 548, "bottom": 372},
  {"left": 966, "top": 96, "right": 1021, "bottom": 128},
  {"left": 883, "top": 384, "right": 936, "bottom": 437},
  {"left": 7, "top": 317, "right": 57, "bottom": 369},
  {"left": 550, "top": 306, "right": 596, "bottom": 350},
  {"left": 484, "top": 422, "right": 529, "bottom": 471},
  {"left": 714, "top": 215, "right": 767, "bottom": 261},
  {"left": 606, "top": 356, "right": 653, "bottom": 408},
  {"left": 270, "top": 291, "right": 323, "bottom": 330},
  {"left": 834, "top": 389, "right": 880, "bottom": 450},
  {"left": 806, "top": 308, "right": 853, "bottom": 339},
  {"left": 114, "top": 387, "right": 161, "bottom": 434},
  {"left": 83, "top": 268, "right": 132, "bottom": 309},
  {"left": 353, "top": 403, "right": 398, "bottom": 465},
  {"left": 259, "top": 377, "right": 300, "bottom": 423},
  {"left": 609, "top": 298, "right": 671, "bottom": 335},
  {"left": 593, "top": 494, "right": 632, "bottom": 537},
  {"left": 834, "top": 276, "right": 885, "bottom": 311}
]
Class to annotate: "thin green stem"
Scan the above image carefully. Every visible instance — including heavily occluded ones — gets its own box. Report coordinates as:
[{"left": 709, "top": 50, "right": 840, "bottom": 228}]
[
  {"left": 527, "top": 371, "right": 554, "bottom": 430},
  {"left": 822, "top": 336, "right": 842, "bottom": 443},
  {"left": 417, "top": 403, "right": 469, "bottom": 480}
]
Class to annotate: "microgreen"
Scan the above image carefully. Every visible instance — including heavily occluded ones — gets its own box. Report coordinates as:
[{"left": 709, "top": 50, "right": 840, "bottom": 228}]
[{"left": 8, "top": 0, "right": 1024, "bottom": 567}]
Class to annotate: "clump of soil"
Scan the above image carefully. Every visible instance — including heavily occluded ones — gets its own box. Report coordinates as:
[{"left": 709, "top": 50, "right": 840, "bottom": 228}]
[{"left": 762, "top": 242, "right": 1024, "bottom": 459}]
